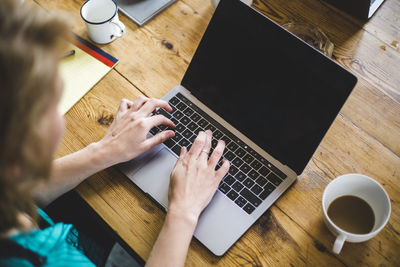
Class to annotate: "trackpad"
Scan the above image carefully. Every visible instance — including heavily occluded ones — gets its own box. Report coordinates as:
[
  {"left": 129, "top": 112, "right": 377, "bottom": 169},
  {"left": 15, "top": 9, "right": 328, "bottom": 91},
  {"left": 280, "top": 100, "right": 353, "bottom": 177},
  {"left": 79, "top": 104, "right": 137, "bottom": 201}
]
[{"left": 131, "top": 148, "right": 177, "bottom": 208}]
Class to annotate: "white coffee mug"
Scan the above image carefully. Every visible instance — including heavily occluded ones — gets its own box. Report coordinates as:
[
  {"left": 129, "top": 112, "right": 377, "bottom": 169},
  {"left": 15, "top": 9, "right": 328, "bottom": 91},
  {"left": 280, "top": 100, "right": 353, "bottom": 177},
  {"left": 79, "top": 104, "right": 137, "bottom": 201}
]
[
  {"left": 80, "top": 0, "right": 126, "bottom": 44},
  {"left": 322, "top": 173, "right": 391, "bottom": 254}
]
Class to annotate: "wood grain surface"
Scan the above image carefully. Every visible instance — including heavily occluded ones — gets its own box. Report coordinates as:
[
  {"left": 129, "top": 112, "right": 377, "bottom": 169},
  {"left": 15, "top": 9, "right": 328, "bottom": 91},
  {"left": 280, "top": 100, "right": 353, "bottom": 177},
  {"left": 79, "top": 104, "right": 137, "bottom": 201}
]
[{"left": 34, "top": 0, "right": 400, "bottom": 265}]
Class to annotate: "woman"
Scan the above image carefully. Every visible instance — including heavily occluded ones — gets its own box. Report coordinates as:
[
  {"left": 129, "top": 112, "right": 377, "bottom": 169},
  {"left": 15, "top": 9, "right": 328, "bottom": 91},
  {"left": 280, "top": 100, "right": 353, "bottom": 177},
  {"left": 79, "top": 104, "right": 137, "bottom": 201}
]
[{"left": 0, "top": 0, "right": 229, "bottom": 266}]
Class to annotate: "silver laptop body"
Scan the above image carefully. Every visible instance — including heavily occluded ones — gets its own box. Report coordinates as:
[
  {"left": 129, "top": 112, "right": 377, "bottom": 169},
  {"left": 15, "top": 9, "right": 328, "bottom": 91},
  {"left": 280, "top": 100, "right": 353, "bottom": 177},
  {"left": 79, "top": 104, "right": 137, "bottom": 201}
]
[
  {"left": 119, "top": 85, "right": 297, "bottom": 256},
  {"left": 119, "top": 0, "right": 357, "bottom": 256}
]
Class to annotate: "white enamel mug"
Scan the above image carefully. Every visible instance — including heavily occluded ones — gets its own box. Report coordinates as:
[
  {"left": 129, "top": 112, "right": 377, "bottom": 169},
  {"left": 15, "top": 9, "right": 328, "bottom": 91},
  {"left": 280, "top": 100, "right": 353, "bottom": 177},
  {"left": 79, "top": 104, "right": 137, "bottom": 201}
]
[
  {"left": 80, "top": 0, "right": 126, "bottom": 44},
  {"left": 322, "top": 174, "right": 391, "bottom": 254}
]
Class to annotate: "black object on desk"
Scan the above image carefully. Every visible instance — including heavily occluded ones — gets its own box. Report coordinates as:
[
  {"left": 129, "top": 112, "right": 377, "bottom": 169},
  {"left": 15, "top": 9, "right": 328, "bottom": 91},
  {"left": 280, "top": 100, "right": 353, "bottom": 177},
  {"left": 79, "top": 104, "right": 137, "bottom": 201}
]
[{"left": 324, "top": 0, "right": 385, "bottom": 20}]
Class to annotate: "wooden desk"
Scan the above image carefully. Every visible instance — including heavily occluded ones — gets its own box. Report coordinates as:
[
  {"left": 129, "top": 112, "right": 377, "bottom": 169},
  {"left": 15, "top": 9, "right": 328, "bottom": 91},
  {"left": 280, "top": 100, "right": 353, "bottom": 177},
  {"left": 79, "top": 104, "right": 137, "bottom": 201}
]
[{"left": 36, "top": 0, "right": 400, "bottom": 265}]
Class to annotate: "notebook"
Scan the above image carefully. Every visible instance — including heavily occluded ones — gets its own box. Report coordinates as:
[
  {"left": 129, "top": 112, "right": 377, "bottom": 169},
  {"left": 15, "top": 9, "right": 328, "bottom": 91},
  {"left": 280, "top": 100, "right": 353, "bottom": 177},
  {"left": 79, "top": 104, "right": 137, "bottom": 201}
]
[{"left": 58, "top": 35, "right": 119, "bottom": 115}]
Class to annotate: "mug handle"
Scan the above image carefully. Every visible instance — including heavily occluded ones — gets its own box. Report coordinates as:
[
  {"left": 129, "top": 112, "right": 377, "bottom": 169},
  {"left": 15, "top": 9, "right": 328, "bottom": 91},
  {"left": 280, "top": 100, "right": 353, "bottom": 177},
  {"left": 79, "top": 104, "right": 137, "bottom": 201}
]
[
  {"left": 333, "top": 234, "right": 346, "bottom": 254},
  {"left": 111, "top": 20, "right": 126, "bottom": 38}
]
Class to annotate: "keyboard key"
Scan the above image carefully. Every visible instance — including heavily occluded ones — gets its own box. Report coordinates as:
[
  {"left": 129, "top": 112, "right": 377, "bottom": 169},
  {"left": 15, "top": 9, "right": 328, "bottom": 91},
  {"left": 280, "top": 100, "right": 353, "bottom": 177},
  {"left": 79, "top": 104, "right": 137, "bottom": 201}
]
[
  {"left": 240, "top": 163, "right": 251, "bottom": 174},
  {"left": 248, "top": 170, "right": 259, "bottom": 180},
  {"left": 171, "top": 118, "right": 179, "bottom": 125},
  {"left": 243, "top": 178, "right": 255, "bottom": 188},
  {"left": 175, "top": 124, "right": 185, "bottom": 133},
  {"left": 216, "top": 159, "right": 223, "bottom": 170},
  {"left": 232, "top": 181, "right": 244, "bottom": 192},
  {"left": 235, "top": 171, "right": 246, "bottom": 182},
  {"left": 259, "top": 183, "right": 275, "bottom": 200},
  {"left": 171, "top": 144, "right": 181, "bottom": 155},
  {"left": 259, "top": 166, "right": 270, "bottom": 176},
  {"left": 157, "top": 108, "right": 172, "bottom": 119},
  {"left": 232, "top": 157, "right": 244, "bottom": 167},
  {"left": 174, "top": 110, "right": 183, "bottom": 119},
  {"left": 259, "top": 189, "right": 271, "bottom": 200},
  {"left": 192, "top": 127, "right": 202, "bottom": 135},
  {"left": 243, "top": 154, "right": 254, "bottom": 164},
  {"left": 179, "top": 138, "right": 190, "bottom": 147},
  {"left": 176, "top": 92, "right": 185, "bottom": 100},
  {"left": 171, "top": 132, "right": 182, "bottom": 142},
  {"left": 150, "top": 127, "right": 160, "bottom": 135},
  {"left": 198, "top": 118, "right": 208, "bottom": 129},
  {"left": 213, "top": 130, "right": 223, "bottom": 139},
  {"left": 205, "top": 124, "right": 216, "bottom": 132},
  {"left": 250, "top": 160, "right": 262, "bottom": 170},
  {"left": 236, "top": 148, "right": 246, "bottom": 157},
  {"left": 259, "top": 157, "right": 268, "bottom": 165},
  {"left": 211, "top": 139, "right": 218, "bottom": 148},
  {"left": 255, "top": 177, "right": 268, "bottom": 187},
  {"left": 182, "top": 129, "right": 193, "bottom": 139},
  {"left": 180, "top": 116, "right": 190, "bottom": 125},
  {"left": 243, "top": 203, "right": 255, "bottom": 214},
  {"left": 224, "top": 151, "right": 235, "bottom": 161},
  {"left": 164, "top": 139, "right": 175, "bottom": 148},
  {"left": 251, "top": 184, "right": 263, "bottom": 195},
  {"left": 169, "top": 97, "right": 179, "bottom": 105},
  {"left": 190, "top": 113, "right": 201, "bottom": 122},
  {"left": 266, "top": 163, "right": 288, "bottom": 180},
  {"left": 189, "top": 135, "right": 196, "bottom": 144},
  {"left": 176, "top": 102, "right": 187, "bottom": 111},
  {"left": 229, "top": 165, "right": 239, "bottom": 175},
  {"left": 227, "top": 142, "right": 238, "bottom": 151},
  {"left": 263, "top": 182, "right": 275, "bottom": 193},
  {"left": 240, "top": 188, "right": 262, "bottom": 207},
  {"left": 158, "top": 125, "right": 167, "bottom": 131},
  {"left": 235, "top": 196, "right": 247, "bottom": 208},
  {"left": 221, "top": 135, "right": 231, "bottom": 145},
  {"left": 227, "top": 190, "right": 239, "bottom": 201},
  {"left": 219, "top": 183, "right": 230, "bottom": 194},
  {"left": 224, "top": 175, "right": 235, "bottom": 185},
  {"left": 183, "top": 107, "right": 194, "bottom": 117},
  {"left": 187, "top": 121, "right": 198, "bottom": 132},
  {"left": 267, "top": 172, "right": 283, "bottom": 186}
]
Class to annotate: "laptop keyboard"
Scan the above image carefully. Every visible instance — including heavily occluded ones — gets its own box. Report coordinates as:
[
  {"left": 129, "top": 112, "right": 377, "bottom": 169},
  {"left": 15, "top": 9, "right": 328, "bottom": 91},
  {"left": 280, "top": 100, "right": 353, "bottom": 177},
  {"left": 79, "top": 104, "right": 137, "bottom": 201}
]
[{"left": 149, "top": 93, "right": 287, "bottom": 214}]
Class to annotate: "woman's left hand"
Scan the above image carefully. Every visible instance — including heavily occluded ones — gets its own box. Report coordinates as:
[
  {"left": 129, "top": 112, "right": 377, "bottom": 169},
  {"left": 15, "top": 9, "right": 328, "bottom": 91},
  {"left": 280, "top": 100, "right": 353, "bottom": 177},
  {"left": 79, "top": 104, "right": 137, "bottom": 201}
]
[{"left": 97, "top": 96, "right": 175, "bottom": 166}]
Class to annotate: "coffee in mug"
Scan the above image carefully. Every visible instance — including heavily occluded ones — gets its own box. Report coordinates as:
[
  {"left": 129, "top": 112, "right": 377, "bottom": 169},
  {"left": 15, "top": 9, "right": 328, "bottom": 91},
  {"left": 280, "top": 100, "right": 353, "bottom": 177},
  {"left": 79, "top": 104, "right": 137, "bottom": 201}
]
[
  {"left": 327, "top": 195, "right": 374, "bottom": 234},
  {"left": 322, "top": 173, "right": 391, "bottom": 254}
]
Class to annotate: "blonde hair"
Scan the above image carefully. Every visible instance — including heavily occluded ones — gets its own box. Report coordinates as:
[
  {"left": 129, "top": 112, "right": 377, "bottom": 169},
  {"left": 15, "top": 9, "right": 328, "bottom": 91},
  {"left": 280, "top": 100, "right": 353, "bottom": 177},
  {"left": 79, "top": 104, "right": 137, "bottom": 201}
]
[{"left": 0, "top": 0, "right": 71, "bottom": 233}]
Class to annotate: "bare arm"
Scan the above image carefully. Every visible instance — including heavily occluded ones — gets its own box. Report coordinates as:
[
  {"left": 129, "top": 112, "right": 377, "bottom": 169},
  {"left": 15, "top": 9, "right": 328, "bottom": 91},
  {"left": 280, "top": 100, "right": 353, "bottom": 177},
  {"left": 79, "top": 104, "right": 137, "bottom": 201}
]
[
  {"left": 146, "top": 130, "right": 229, "bottom": 267},
  {"left": 33, "top": 97, "right": 175, "bottom": 207}
]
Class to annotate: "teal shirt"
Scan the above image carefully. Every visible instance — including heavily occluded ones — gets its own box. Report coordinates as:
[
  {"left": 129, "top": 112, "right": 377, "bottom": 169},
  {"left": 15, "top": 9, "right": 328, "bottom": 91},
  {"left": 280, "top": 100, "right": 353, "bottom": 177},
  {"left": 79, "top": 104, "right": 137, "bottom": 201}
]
[{"left": 0, "top": 209, "right": 95, "bottom": 267}]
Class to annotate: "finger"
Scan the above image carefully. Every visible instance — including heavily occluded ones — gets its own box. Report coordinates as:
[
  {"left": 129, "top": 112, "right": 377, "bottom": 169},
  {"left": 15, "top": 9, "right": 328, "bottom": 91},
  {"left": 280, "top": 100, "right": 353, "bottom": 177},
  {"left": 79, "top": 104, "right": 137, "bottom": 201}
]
[
  {"left": 174, "top": 146, "right": 187, "bottom": 168},
  {"left": 198, "top": 130, "right": 212, "bottom": 161},
  {"left": 125, "top": 99, "right": 135, "bottom": 109},
  {"left": 131, "top": 95, "right": 149, "bottom": 112},
  {"left": 138, "top": 98, "right": 172, "bottom": 116},
  {"left": 187, "top": 131, "right": 206, "bottom": 160},
  {"left": 215, "top": 159, "right": 230, "bottom": 182},
  {"left": 147, "top": 115, "right": 176, "bottom": 130},
  {"left": 143, "top": 130, "right": 175, "bottom": 151},
  {"left": 179, "top": 146, "right": 187, "bottom": 160},
  {"left": 208, "top": 140, "right": 225, "bottom": 168},
  {"left": 116, "top": 99, "right": 131, "bottom": 118}
]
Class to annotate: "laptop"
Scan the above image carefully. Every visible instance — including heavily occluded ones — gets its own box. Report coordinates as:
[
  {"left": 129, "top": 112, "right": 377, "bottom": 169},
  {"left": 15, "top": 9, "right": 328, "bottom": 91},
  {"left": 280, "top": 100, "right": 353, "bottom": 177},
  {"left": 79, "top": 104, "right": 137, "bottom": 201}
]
[
  {"left": 116, "top": 0, "right": 177, "bottom": 26},
  {"left": 118, "top": 0, "right": 357, "bottom": 256}
]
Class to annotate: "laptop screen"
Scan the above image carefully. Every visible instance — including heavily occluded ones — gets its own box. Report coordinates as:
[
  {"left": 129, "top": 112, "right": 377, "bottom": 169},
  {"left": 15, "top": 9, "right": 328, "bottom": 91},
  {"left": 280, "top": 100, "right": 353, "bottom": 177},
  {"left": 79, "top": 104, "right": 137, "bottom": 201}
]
[{"left": 181, "top": 0, "right": 357, "bottom": 174}]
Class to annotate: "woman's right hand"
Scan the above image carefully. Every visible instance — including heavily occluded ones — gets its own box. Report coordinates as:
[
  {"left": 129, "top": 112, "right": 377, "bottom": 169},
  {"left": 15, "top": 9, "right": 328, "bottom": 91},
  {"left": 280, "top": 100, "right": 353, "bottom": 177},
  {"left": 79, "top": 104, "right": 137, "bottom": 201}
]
[{"left": 168, "top": 130, "right": 230, "bottom": 224}]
